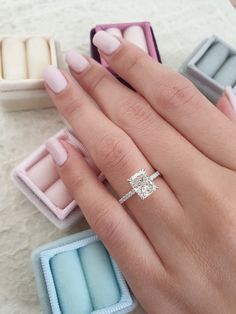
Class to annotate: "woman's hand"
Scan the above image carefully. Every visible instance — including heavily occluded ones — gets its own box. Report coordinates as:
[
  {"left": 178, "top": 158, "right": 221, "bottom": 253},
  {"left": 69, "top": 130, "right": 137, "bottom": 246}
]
[{"left": 43, "top": 31, "right": 236, "bottom": 314}]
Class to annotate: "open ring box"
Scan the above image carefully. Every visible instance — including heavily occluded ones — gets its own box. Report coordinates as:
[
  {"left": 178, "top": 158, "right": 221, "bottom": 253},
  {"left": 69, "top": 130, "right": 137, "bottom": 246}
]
[
  {"left": 90, "top": 21, "right": 162, "bottom": 86},
  {"left": 11, "top": 128, "right": 105, "bottom": 230},
  {"left": 0, "top": 35, "right": 63, "bottom": 111},
  {"left": 179, "top": 35, "right": 236, "bottom": 104},
  {"left": 32, "top": 229, "right": 137, "bottom": 314}
]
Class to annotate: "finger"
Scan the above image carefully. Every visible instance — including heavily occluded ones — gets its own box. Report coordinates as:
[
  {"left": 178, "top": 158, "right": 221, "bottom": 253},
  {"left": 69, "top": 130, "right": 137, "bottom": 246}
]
[
  {"left": 65, "top": 50, "right": 217, "bottom": 199},
  {"left": 43, "top": 66, "right": 182, "bottom": 263},
  {"left": 216, "top": 88, "right": 236, "bottom": 123},
  {"left": 46, "top": 138, "right": 163, "bottom": 295},
  {"left": 92, "top": 31, "right": 236, "bottom": 170}
]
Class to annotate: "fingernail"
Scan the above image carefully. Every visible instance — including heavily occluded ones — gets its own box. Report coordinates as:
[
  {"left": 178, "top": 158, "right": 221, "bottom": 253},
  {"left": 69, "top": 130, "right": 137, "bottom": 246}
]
[
  {"left": 106, "top": 27, "right": 122, "bottom": 38},
  {"left": 225, "top": 86, "right": 236, "bottom": 112},
  {"left": 46, "top": 138, "right": 68, "bottom": 166},
  {"left": 93, "top": 30, "right": 121, "bottom": 55},
  {"left": 43, "top": 65, "right": 67, "bottom": 93},
  {"left": 65, "top": 50, "right": 90, "bottom": 73}
]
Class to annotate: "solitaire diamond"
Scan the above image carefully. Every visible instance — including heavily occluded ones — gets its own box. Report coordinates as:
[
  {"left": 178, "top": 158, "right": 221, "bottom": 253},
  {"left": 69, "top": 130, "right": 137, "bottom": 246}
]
[{"left": 128, "top": 169, "right": 158, "bottom": 200}]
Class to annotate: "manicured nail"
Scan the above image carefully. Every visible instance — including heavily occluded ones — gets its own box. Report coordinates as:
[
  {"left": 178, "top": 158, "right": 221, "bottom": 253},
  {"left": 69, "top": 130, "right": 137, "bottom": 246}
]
[
  {"left": 106, "top": 27, "right": 122, "bottom": 38},
  {"left": 43, "top": 65, "right": 67, "bottom": 93},
  {"left": 93, "top": 30, "right": 121, "bottom": 55},
  {"left": 65, "top": 50, "right": 90, "bottom": 73},
  {"left": 225, "top": 86, "right": 236, "bottom": 112},
  {"left": 46, "top": 138, "right": 68, "bottom": 166}
]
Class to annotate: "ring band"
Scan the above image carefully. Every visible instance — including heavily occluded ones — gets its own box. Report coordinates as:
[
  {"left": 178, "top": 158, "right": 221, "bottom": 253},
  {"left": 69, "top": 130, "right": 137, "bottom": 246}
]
[{"left": 119, "top": 169, "right": 160, "bottom": 204}]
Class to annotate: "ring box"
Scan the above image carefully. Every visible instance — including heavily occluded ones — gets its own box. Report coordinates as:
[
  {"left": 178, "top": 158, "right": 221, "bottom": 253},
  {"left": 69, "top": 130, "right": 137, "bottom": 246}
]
[
  {"left": 90, "top": 21, "right": 161, "bottom": 85},
  {"left": 11, "top": 128, "right": 104, "bottom": 230},
  {"left": 0, "top": 35, "right": 63, "bottom": 111},
  {"left": 179, "top": 35, "right": 236, "bottom": 104},
  {"left": 32, "top": 229, "right": 136, "bottom": 314}
]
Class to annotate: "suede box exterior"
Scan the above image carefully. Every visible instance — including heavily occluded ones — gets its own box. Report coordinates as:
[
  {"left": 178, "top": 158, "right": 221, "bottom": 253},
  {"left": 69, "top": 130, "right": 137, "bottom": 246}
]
[
  {"left": 179, "top": 35, "right": 236, "bottom": 104},
  {"left": 32, "top": 229, "right": 137, "bottom": 314}
]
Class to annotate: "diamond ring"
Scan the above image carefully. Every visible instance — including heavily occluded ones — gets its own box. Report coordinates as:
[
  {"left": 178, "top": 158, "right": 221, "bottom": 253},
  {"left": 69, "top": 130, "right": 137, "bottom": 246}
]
[{"left": 118, "top": 169, "right": 160, "bottom": 204}]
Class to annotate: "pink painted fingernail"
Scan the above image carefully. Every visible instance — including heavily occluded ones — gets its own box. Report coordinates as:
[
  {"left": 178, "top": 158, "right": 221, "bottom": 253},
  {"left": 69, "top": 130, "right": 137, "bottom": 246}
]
[
  {"left": 93, "top": 30, "right": 121, "bottom": 55},
  {"left": 43, "top": 65, "right": 67, "bottom": 93},
  {"left": 65, "top": 50, "right": 90, "bottom": 73},
  {"left": 225, "top": 86, "right": 236, "bottom": 113},
  {"left": 106, "top": 27, "right": 122, "bottom": 38},
  {"left": 46, "top": 138, "right": 68, "bottom": 166}
]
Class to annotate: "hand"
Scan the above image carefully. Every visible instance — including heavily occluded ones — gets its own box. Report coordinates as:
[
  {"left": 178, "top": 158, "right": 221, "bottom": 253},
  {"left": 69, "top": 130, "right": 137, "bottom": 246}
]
[{"left": 43, "top": 31, "right": 236, "bottom": 314}]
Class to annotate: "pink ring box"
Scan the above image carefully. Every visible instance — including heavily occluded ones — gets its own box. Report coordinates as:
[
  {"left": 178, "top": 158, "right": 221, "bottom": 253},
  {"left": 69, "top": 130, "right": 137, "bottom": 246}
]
[
  {"left": 11, "top": 128, "right": 105, "bottom": 230},
  {"left": 90, "top": 21, "right": 162, "bottom": 85}
]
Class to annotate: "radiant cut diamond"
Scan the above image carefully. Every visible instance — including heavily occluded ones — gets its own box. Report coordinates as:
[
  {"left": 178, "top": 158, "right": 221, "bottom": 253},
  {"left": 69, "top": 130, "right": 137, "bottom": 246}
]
[{"left": 128, "top": 169, "right": 157, "bottom": 200}]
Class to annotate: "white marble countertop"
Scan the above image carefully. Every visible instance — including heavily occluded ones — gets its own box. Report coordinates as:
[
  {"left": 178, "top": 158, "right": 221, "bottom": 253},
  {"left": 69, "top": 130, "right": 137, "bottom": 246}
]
[{"left": 1, "top": 0, "right": 236, "bottom": 313}]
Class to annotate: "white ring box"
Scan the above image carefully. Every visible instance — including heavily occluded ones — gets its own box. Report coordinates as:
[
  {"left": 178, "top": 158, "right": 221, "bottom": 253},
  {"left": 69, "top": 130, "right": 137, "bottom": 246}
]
[
  {"left": 179, "top": 35, "right": 236, "bottom": 104},
  {"left": 11, "top": 128, "right": 105, "bottom": 230},
  {"left": 0, "top": 35, "right": 63, "bottom": 111}
]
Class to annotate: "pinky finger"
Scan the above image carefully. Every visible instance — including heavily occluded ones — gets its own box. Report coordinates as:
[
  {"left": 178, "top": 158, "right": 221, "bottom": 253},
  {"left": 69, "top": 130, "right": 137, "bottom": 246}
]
[
  {"left": 216, "top": 87, "right": 236, "bottom": 123},
  {"left": 45, "top": 138, "right": 163, "bottom": 288}
]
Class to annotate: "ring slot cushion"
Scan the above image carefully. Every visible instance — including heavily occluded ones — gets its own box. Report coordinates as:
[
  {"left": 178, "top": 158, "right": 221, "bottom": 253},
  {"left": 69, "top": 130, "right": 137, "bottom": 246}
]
[
  {"left": 32, "top": 229, "right": 136, "bottom": 314},
  {"left": 196, "top": 42, "right": 229, "bottom": 77},
  {"left": 50, "top": 250, "right": 93, "bottom": 314},
  {"left": 179, "top": 35, "right": 236, "bottom": 104},
  {"left": 79, "top": 242, "right": 121, "bottom": 310},
  {"left": 213, "top": 55, "right": 236, "bottom": 86}
]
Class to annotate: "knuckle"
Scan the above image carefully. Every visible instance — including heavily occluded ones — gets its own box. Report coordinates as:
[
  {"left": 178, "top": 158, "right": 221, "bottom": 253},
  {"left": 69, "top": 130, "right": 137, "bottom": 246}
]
[
  {"left": 116, "top": 97, "right": 155, "bottom": 127},
  {"left": 59, "top": 96, "right": 80, "bottom": 119},
  {"left": 96, "top": 135, "right": 132, "bottom": 171},
  {"left": 86, "top": 72, "right": 108, "bottom": 95},
  {"left": 91, "top": 206, "right": 121, "bottom": 244},
  {"left": 157, "top": 77, "right": 197, "bottom": 110},
  {"left": 125, "top": 52, "right": 147, "bottom": 75},
  {"left": 66, "top": 171, "right": 87, "bottom": 195}
]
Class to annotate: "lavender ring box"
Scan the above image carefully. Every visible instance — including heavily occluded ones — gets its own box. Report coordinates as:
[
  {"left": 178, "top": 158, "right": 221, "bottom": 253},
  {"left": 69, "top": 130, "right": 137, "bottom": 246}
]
[
  {"left": 90, "top": 21, "right": 161, "bottom": 86},
  {"left": 11, "top": 128, "right": 104, "bottom": 230},
  {"left": 32, "top": 229, "right": 137, "bottom": 314},
  {"left": 179, "top": 35, "right": 236, "bottom": 104},
  {"left": 0, "top": 35, "right": 64, "bottom": 111}
]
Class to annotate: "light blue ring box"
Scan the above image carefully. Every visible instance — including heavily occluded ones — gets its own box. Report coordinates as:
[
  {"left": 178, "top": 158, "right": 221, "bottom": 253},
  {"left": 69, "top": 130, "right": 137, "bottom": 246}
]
[
  {"left": 179, "top": 35, "right": 236, "bottom": 104},
  {"left": 32, "top": 229, "right": 136, "bottom": 314}
]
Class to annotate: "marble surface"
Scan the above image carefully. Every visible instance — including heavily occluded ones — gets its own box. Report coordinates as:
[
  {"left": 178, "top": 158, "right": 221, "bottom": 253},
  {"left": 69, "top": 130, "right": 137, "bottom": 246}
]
[{"left": 1, "top": 0, "right": 236, "bottom": 313}]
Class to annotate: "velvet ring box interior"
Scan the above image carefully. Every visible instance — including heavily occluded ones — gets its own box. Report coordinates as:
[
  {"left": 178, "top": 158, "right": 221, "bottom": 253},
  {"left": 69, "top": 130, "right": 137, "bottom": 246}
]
[
  {"left": 32, "top": 229, "right": 136, "bottom": 314},
  {"left": 11, "top": 128, "right": 104, "bottom": 230},
  {"left": 0, "top": 35, "right": 63, "bottom": 111},
  {"left": 90, "top": 21, "right": 161, "bottom": 85},
  {"left": 179, "top": 35, "right": 236, "bottom": 104}
]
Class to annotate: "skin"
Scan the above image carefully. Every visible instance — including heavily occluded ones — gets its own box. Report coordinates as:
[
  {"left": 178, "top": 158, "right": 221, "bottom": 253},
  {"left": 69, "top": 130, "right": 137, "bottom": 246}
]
[
  {"left": 45, "top": 39, "right": 236, "bottom": 313},
  {"left": 217, "top": 93, "right": 236, "bottom": 123}
]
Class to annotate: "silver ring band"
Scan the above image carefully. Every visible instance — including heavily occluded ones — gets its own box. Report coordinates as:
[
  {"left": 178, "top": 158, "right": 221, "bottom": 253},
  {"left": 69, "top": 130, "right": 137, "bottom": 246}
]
[{"left": 119, "top": 169, "right": 160, "bottom": 205}]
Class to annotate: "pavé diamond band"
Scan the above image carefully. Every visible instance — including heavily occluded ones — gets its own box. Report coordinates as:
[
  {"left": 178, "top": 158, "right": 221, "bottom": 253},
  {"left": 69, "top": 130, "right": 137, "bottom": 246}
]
[{"left": 118, "top": 169, "right": 161, "bottom": 205}]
